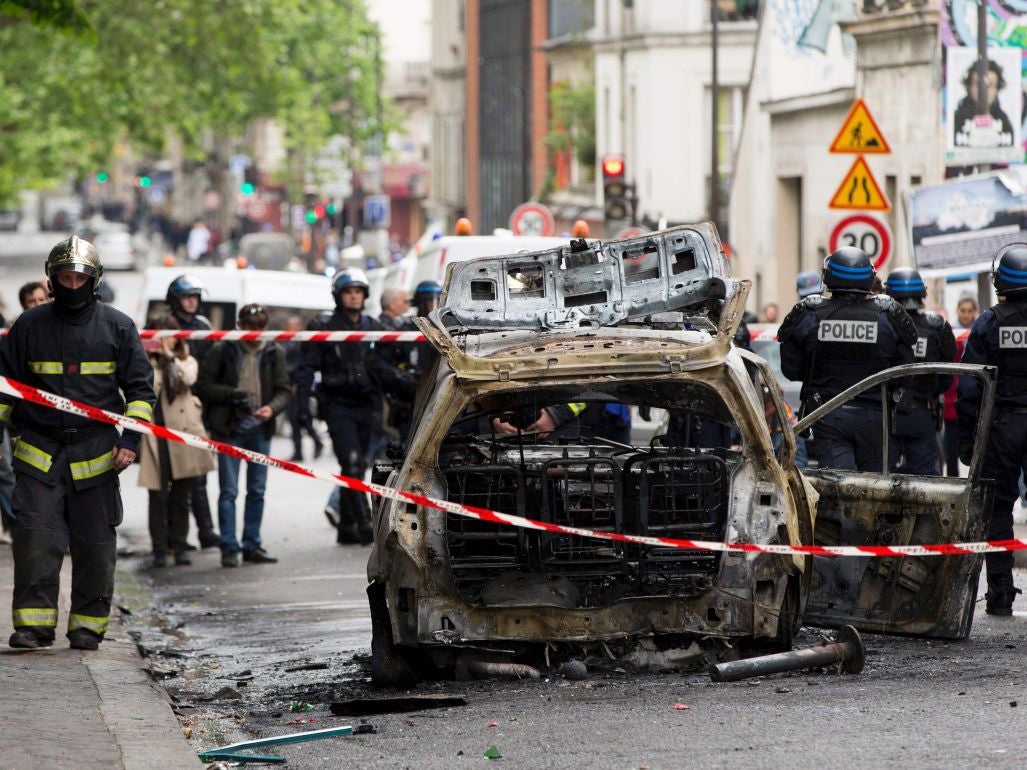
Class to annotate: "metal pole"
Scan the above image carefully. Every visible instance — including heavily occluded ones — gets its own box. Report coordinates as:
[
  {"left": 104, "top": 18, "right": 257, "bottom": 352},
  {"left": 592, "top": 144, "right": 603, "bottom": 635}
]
[
  {"left": 710, "top": 0, "right": 720, "bottom": 228},
  {"left": 709, "top": 625, "right": 865, "bottom": 683},
  {"left": 976, "top": 0, "right": 989, "bottom": 116}
]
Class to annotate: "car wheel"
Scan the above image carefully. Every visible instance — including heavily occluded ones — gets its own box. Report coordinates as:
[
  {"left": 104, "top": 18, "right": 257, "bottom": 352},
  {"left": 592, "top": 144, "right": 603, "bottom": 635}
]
[{"left": 368, "top": 582, "right": 417, "bottom": 687}]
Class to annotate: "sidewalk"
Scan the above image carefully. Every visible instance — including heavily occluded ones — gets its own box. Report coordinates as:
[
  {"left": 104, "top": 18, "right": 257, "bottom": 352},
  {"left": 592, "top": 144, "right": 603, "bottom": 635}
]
[{"left": 0, "top": 542, "right": 197, "bottom": 770}]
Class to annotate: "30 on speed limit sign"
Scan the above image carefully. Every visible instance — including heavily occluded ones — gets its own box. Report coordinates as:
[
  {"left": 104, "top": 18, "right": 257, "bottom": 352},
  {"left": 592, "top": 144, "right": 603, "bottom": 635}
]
[
  {"left": 509, "top": 202, "right": 556, "bottom": 237},
  {"left": 829, "top": 215, "right": 892, "bottom": 270}
]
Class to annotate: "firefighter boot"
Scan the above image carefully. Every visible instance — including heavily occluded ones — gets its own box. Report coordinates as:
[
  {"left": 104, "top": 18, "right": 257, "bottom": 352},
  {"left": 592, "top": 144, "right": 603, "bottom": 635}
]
[
  {"left": 11, "top": 527, "right": 64, "bottom": 647},
  {"left": 67, "top": 538, "right": 116, "bottom": 643},
  {"left": 986, "top": 573, "right": 1023, "bottom": 616}
]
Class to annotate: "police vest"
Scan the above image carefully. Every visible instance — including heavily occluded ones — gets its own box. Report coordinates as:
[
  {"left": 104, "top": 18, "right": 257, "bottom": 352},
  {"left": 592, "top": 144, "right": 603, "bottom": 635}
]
[
  {"left": 993, "top": 301, "right": 1027, "bottom": 397},
  {"left": 908, "top": 312, "right": 945, "bottom": 399},
  {"left": 808, "top": 297, "right": 887, "bottom": 398}
]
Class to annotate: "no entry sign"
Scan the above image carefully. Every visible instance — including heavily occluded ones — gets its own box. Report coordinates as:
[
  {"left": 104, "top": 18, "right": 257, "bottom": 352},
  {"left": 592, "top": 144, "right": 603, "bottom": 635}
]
[
  {"left": 509, "top": 202, "right": 556, "bottom": 237},
  {"left": 829, "top": 214, "right": 892, "bottom": 271}
]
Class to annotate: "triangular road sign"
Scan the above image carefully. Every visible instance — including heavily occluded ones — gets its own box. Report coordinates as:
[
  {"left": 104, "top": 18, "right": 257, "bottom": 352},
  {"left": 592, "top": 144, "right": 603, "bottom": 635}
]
[
  {"left": 829, "top": 99, "right": 891, "bottom": 154},
  {"left": 829, "top": 157, "right": 890, "bottom": 211}
]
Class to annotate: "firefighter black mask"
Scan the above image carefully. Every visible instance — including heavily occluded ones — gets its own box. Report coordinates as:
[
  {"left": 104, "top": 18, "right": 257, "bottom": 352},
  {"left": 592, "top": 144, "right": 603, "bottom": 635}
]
[{"left": 51, "top": 279, "right": 95, "bottom": 310}]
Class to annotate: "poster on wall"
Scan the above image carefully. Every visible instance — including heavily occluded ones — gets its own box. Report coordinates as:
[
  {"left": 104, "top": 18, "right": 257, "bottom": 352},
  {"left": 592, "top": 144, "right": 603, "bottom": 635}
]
[
  {"left": 908, "top": 169, "right": 1027, "bottom": 277},
  {"left": 941, "top": 2, "right": 1027, "bottom": 168},
  {"left": 945, "top": 46, "right": 1023, "bottom": 165}
]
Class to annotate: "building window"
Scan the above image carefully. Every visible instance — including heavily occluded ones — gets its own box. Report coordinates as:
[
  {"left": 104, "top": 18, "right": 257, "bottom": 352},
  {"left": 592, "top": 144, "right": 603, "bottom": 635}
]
[
  {"left": 712, "top": 0, "right": 760, "bottom": 22},
  {"left": 705, "top": 85, "right": 747, "bottom": 223}
]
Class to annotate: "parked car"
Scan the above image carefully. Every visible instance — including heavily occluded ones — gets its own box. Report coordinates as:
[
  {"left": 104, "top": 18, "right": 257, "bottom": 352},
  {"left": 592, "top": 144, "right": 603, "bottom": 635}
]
[
  {"left": 366, "top": 224, "right": 996, "bottom": 685},
  {"left": 91, "top": 230, "right": 137, "bottom": 271},
  {"left": 0, "top": 209, "right": 21, "bottom": 231},
  {"left": 239, "top": 232, "right": 296, "bottom": 271}
]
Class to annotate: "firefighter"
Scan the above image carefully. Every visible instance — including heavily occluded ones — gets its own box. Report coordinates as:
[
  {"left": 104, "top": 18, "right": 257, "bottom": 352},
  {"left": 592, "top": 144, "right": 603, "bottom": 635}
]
[
  {"left": 1, "top": 236, "right": 155, "bottom": 650},
  {"left": 296, "top": 268, "right": 415, "bottom": 544},
  {"left": 957, "top": 243, "right": 1027, "bottom": 615},
  {"left": 165, "top": 274, "right": 219, "bottom": 549},
  {"left": 778, "top": 247, "right": 917, "bottom": 471},
  {"left": 885, "top": 268, "right": 956, "bottom": 474}
]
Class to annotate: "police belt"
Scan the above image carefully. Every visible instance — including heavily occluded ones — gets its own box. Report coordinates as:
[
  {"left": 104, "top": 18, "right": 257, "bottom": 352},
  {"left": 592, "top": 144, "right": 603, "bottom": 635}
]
[{"left": 34, "top": 424, "right": 110, "bottom": 445}]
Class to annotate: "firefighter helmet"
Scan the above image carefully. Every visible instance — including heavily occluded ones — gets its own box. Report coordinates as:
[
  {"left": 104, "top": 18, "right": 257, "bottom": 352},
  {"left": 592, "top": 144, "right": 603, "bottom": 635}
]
[{"left": 45, "top": 235, "right": 103, "bottom": 292}]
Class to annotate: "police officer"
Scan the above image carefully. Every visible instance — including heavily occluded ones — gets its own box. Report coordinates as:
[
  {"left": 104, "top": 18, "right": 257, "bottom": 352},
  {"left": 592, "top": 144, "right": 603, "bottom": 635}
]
[
  {"left": 0, "top": 237, "right": 155, "bottom": 650},
  {"left": 778, "top": 247, "right": 917, "bottom": 471},
  {"left": 296, "top": 268, "right": 415, "bottom": 544},
  {"left": 884, "top": 268, "right": 956, "bottom": 474},
  {"left": 165, "top": 274, "right": 219, "bottom": 549},
  {"left": 956, "top": 244, "right": 1027, "bottom": 615}
]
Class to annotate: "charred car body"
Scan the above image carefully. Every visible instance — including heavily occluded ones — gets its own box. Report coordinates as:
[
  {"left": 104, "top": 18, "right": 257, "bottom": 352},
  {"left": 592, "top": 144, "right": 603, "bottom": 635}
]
[{"left": 366, "top": 224, "right": 996, "bottom": 684}]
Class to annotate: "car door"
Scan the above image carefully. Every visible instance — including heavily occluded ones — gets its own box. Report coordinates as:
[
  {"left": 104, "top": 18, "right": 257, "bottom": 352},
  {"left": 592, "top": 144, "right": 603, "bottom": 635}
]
[{"left": 795, "top": 362, "right": 996, "bottom": 640}]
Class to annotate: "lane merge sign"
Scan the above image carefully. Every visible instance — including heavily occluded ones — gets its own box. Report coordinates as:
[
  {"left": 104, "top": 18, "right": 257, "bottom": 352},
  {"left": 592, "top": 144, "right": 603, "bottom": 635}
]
[{"left": 829, "top": 214, "right": 892, "bottom": 271}]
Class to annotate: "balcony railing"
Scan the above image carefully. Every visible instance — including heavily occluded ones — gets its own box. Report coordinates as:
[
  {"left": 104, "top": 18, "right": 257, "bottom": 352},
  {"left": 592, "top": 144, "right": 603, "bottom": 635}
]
[{"left": 859, "top": 0, "right": 931, "bottom": 13}]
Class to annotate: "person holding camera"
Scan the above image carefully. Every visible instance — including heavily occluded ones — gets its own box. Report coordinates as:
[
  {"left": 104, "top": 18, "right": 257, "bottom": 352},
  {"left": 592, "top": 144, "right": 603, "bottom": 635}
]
[
  {"left": 195, "top": 304, "right": 291, "bottom": 567},
  {"left": 138, "top": 315, "right": 216, "bottom": 567}
]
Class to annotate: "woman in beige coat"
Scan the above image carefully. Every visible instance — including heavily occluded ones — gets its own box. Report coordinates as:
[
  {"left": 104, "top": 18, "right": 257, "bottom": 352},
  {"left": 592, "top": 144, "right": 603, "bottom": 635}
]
[{"left": 138, "top": 316, "right": 216, "bottom": 567}]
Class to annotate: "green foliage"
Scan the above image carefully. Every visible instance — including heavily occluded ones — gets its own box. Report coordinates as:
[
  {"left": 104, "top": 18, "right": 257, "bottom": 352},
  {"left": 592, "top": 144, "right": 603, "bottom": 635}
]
[
  {"left": 0, "top": 0, "right": 387, "bottom": 206},
  {"left": 545, "top": 80, "right": 596, "bottom": 177},
  {"left": 0, "top": 0, "right": 90, "bottom": 31}
]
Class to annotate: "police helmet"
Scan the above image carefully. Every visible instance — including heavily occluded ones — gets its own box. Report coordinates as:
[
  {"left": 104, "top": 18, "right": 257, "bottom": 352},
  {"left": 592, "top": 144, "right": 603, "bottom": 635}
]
[
  {"left": 885, "top": 267, "right": 927, "bottom": 311},
  {"left": 992, "top": 243, "right": 1027, "bottom": 296},
  {"left": 332, "top": 267, "right": 370, "bottom": 298},
  {"left": 412, "top": 280, "right": 443, "bottom": 299},
  {"left": 45, "top": 235, "right": 103, "bottom": 293},
  {"left": 166, "top": 274, "right": 208, "bottom": 304},
  {"left": 796, "top": 270, "right": 823, "bottom": 298},
  {"left": 822, "top": 247, "right": 875, "bottom": 293}
]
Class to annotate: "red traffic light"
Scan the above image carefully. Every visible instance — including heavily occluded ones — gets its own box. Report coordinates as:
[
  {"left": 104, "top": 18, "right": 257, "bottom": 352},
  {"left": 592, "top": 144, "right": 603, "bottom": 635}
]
[
  {"left": 313, "top": 204, "right": 326, "bottom": 219},
  {"left": 601, "top": 156, "right": 625, "bottom": 177}
]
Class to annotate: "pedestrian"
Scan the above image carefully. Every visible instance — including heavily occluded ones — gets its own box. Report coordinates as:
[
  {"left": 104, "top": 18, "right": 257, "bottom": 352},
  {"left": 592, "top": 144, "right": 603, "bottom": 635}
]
[
  {"left": 761, "top": 302, "right": 779, "bottom": 323},
  {"left": 186, "top": 219, "right": 211, "bottom": 263},
  {"left": 17, "top": 281, "right": 48, "bottom": 311},
  {"left": 955, "top": 294, "right": 979, "bottom": 330},
  {"left": 138, "top": 315, "right": 216, "bottom": 568},
  {"left": 284, "top": 315, "right": 323, "bottom": 462},
  {"left": 195, "top": 303, "right": 291, "bottom": 567},
  {"left": 0, "top": 236, "right": 155, "bottom": 649},
  {"left": 165, "top": 274, "right": 220, "bottom": 549},
  {"left": 378, "top": 287, "right": 411, "bottom": 330},
  {"left": 884, "top": 268, "right": 956, "bottom": 475},
  {"left": 957, "top": 244, "right": 1027, "bottom": 615},
  {"left": 778, "top": 247, "right": 917, "bottom": 471},
  {"left": 296, "top": 269, "right": 415, "bottom": 544}
]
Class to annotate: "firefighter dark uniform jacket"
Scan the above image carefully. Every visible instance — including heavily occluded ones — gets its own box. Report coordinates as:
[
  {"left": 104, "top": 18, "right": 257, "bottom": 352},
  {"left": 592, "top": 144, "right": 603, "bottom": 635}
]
[
  {"left": 778, "top": 293, "right": 917, "bottom": 407},
  {"left": 957, "top": 299, "right": 1027, "bottom": 440},
  {"left": 0, "top": 301, "right": 155, "bottom": 489}
]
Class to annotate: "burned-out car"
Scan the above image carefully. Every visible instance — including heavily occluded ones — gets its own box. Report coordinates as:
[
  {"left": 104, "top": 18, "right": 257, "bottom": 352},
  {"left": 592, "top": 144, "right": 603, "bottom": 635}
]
[{"left": 366, "top": 224, "right": 996, "bottom": 684}]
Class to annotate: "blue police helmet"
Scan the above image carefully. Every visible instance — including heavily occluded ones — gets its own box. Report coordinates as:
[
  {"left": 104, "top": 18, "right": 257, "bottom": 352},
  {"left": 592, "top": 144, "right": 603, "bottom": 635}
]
[
  {"left": 796, "top": 270, "right": 823, "bottom": 298},
  {"left": 413, "top": 280, "right": 443, "bottom": 298},
  {"left": 992, "top": 243, "right": 1027, "bottom": 296},
  {"left": 885, "top": 267, "right": 927, "bottom": 300},
  {"left": 166, "top": 273, "right": 207, "bottom": 303},
  {"left": 331, "top": 267, "right": 370, "bottom": 298},
  {"left": 822, "top": 247, "right": 875, "bottom": 293}
]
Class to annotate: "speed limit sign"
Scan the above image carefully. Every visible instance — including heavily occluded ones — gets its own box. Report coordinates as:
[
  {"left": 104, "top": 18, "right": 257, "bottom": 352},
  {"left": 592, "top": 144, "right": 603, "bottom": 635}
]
[{"left": 829, "top": 215, "right": 892, "bottom": 270}]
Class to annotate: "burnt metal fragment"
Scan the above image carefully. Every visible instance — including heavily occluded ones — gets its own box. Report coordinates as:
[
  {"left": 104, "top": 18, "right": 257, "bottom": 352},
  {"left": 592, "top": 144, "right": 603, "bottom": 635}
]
[{"left": 708, "top": 625, "right": 864, "bottom": 683}]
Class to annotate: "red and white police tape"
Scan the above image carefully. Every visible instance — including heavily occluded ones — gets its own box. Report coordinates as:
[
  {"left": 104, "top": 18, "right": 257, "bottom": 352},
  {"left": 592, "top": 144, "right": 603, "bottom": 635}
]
[
  {"left": 1, "top": 373, "right": 1022, "bottom": 558},
  {"left": 137, "top": 329, "right": 427, "bottom": 343}
]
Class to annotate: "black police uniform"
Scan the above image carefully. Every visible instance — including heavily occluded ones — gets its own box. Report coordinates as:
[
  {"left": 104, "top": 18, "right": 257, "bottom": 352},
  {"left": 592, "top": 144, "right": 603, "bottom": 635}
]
[
  {"left": 296, "top": 310, "right": 414, "bottom": 543},
  {"left": 0, "top": 301, "right": 154, "bottom": 644},
  {"left": 779, "top": 293, "right": 916, "bottom": 471},
  {"left": 957, "top": 299, "right": 1027, "bottom": 607},
  {"left": 172, "top": 309, "right": 219, "bottom": 547},
  {"left": 890, "top": 310, "right": 956, "bottom": 474}
]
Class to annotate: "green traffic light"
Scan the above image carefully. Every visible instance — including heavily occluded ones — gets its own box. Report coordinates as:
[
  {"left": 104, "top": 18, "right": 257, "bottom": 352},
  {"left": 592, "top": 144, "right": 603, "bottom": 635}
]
[
  {"left": 326, "top": 203, "right": 337, "bottom": 215},
  {"left": 304, "top": 210, "right": 317, "bottom": 224},
  {"left": 96, "top": 172, "right": 109, "bottom": 184},
  {"left": 138, "top": 175, "right": 152, "bottom": 188},
  {"left": 240, "top": 182, "right": 255, "bottom": 195}
]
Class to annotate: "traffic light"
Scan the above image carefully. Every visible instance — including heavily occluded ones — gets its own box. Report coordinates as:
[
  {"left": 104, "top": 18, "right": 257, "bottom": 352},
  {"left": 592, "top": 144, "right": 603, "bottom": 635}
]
[
  {"left": 242, "top": 166, "right": 258, "bottom": 195},
  {"left": 96, "top": 172, "right": 109, "bottom": 184},
  {"left": 138, "top": 175, "right": 152, "bottom": 188},
  {"left": 601, "top": 156, "right": 629, "bottom": 222},
  {"left": 240, "top": 182, "right": 255, "bottom": 195}
]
